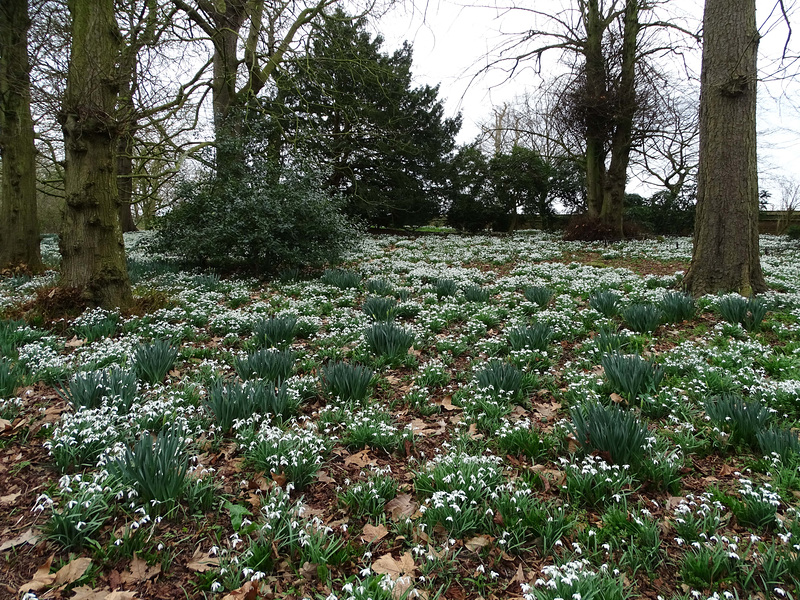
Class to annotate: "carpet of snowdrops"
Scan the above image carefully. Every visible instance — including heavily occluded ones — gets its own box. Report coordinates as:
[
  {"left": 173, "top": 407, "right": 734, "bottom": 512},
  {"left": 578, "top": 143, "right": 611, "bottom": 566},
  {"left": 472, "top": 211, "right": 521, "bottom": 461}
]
[{"left": 2, "top": 231, "right": 800, "bottom": 600}]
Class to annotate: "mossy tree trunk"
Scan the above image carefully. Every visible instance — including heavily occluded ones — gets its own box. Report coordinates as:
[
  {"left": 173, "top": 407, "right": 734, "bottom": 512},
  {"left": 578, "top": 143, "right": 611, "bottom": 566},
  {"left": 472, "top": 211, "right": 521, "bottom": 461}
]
[
  {"left": 683, "top": 0, "right": 767, "bottom": 297},
  {"left": 0, "top": 0, "right": 43, "bottom": 273},
  {"left": 59, "top": 0, "right": 132, "bottom": 309}
]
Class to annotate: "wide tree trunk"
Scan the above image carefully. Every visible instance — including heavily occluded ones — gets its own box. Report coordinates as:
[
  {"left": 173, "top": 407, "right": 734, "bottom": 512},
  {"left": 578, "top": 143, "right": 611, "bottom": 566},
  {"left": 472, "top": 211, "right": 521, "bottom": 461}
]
[
  {"left": 683, "top": 0, "right": 767, "bottom": 297},
  {"left": 0, "top": 0, "right": 43, "bottom": 273},
  {"left": 59, "top": 0, "right": 132, "bottom": 309}
]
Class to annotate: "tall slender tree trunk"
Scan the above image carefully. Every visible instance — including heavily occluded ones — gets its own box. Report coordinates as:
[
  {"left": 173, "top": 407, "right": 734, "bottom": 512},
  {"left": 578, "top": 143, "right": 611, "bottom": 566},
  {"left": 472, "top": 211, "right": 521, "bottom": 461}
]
[
  {"left": 601, "top": 0, "right": 640, "bottom": 237},
  {"left": 0, "top": 0, "right": 43, "bottom": 273},
  {"left": 59, "top": 0, "right": 132, "bottom": 309},
  {"left": 583, "top": 0, "right": 607, "bottom": 220},
  {"left": 683, "top": 0, "right": 766, "bottom": 296}
]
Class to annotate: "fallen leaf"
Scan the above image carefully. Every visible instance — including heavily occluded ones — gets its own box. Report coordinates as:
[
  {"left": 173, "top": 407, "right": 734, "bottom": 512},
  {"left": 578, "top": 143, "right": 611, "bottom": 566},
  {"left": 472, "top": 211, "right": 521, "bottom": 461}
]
[
  {"left": 65, "top": 336, "right": 85, "bottom": 348},
  {"left": 361, "top": 524, "right": 389, "bottom": 544},
  {"left": 186, "top": 547, "right": 219, "bottom": 572},
  {"left": 316, "top": 470, "right": 336, "bottom": 484},
  {"left": 221, "top": 581, "right": 258, "bottom": 600},
  {"left": 464, "top": 534, "right": 492, "bottom": 552},
  {"left": 70, "top": 585, "right": 108, "bottom": 599},
  {"left": 0, "top": 491, "right": 21, "bottom": 504},
  {"left": 610, "top": 392, "right": 625, "bottom": 404},
  {"left": 385, "top": 493, "right": 418, "bottom": 520},
  {"left": 0, "top": 418, "right": 11, "bottom": 432},
  {"left": 53, "top": 557, "right": 92, "bottom": 586},
  {"left": 438, "top": 396, "right": 460, "bottom": 411},
  {"left": 513, "top": 563, "right": 526, "bottom": 583},
  {"left": 0, "top": 528, "right": 39, "bottom": 552},
  {"left": 344, "top": 449, "right": 375, "bottom": 469},
  {"left": 718, "top": 464, "right": 734, "bottom": 477},
  {"left": 120, "top": 555, "right": 160, "bottom": 584},
  {"left": 19, "top": 554, "right": 55, "bottom": 593},
  {"left": 372, "top": 552, "right": 416, "bottom": 579},
  {"left": 270, "top": 471, "right": 288, "bottom": 487},
  {"left": 106, "top": 593, "right": 138, "bottom": 600}
]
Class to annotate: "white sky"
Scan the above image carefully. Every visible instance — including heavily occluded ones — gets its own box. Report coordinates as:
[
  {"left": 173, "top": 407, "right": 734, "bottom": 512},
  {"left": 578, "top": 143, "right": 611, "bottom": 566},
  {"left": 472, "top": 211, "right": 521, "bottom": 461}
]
[{"left": 374, "top": 0, "right": 800, "bottom": 202}]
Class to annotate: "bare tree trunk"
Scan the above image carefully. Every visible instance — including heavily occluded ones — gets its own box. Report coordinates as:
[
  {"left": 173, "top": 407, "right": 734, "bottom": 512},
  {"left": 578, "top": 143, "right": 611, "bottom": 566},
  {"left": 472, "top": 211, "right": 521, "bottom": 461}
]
[
  {"left": 117, "top": 133, "right": 138, "bottom": 232},
  {"left": 583, "top": 0, "right": 607, "bottom": 220},
  {"left": 600, "top": 0, "right": 639, "bottom": 237},
  {"left": 0, "top": 0, "right": 43, "bottom": 273},
  {"left": 59, "top": 0, "right": 132, "bottom": 309},
  {"left": 683, "top": 0, "right": 766, "bottom": 296}
]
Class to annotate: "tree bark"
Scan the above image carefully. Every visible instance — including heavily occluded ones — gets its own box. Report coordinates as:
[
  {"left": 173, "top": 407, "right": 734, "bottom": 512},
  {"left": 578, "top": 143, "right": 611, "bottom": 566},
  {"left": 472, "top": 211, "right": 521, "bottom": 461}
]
[
  {"left": 683, "top": 0, "right": 767, "bottom": 296},
  {"left": 0, "top": 0, "right": 44, "bottom": 273},
  {"left": 59, "top": 0, "right": 132, "bottom": 309},
  {"left": 578, "top": 0, "right": 641, "bottom": 239}
]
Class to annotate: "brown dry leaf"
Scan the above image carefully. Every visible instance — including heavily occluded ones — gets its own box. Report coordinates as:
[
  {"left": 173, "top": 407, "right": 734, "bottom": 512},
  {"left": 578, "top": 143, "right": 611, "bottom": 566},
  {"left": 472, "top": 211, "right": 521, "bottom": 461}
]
[
  {"left": 372, "top": 552, "right": 416, "bottom": 579},
  {"left": 0, "top": 527, "right": 39, "bottom": 552},
  {"left": 53, "top": 556, "right": 92, "bottom": 587},
  {"left": 385, "top": 493, "right": 418, "bottom": 520},
  {"left": 718, "top": 464, "right": 734, "bottom": 477},
  {"left": 121, "top": 555, "right": 160, "bottom": 584},
  {"left": 386, "top": 375, "right": 401, "bottom": 385},
  {"left": 105, "top": 593, "right": 138, "bottom": 600},
  {"left": 18, "top": 554, "right": 54, "bottom": 593},
  {"left": 344, "top": 449, "right": 375, "bottom": 469},
  {"left": 65, "top": 336, "right": 85, "bottom": 348},
  {"left": 532, "top": 401, "right": 561, "bottom": 422},
  {"left": 186, "top": 547, "right": 220, "bottom": 573},
  {"left": 438, "top": 396, "right": 460, "bottom": 411},
  {"left": 221, "top": 581, "right": 259, "bottom": 600},
  {"left": 270, "top": 471, "right": 288, "bottom": 487},
  {"left": 513, "top": 563, "right": 526, "bottom": 583},
  {"left": 0, "top": 418, "right": 11, "bottom": 433},
  {"left": 316, "top": 470, "right": 336, "bottom": 484},
  {"left": 510, "top": 405, "right": 529, "bottom": 418},
  {"left": 609, "top": 393, "right": 625, "bottom": 404},
  {"left": 467, "top": 423, "right": 483, "bottom": 440},
  {"left": 464, "top": 534, "right": 492, "bottom": 552},
  {"left": 361, "top": 524, "right": 389, "bottom": 544},
  {"left": 0, "top": 491, "right": 21, "bottom": 504},
  {"left": 70, "top": 585, "right": 109, "bottom": 599}
]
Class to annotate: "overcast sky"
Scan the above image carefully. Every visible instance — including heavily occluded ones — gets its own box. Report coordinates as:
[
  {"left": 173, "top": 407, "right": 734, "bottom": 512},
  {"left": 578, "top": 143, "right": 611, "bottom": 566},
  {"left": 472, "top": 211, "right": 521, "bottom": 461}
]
[{"left": 374, "top": 0, "right": 800, "bottom": 201}]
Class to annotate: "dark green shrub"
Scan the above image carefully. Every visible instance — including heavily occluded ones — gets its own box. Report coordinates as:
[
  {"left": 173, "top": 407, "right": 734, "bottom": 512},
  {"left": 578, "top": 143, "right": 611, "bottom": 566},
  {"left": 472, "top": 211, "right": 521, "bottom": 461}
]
[
  {"left": 463, "top": 285, "right": 490, "bottom": 303},
  {"left": 109, "top": 426, "right": 189, "bottom": 510},
  {"left": 59, "top": 367, "right": 139, "bottom": 412},
  {"left": 718, "top": 295, "right": 767, "bottom": 331},
  {"left": 507, "top": 323, "right": 553, "bottom": 352},
  {"left": 362, "top": 297, "right": 397, "bottom": 322},
  {"left": 602, "top": 352, "right": 663, "bottom": 403},
  {"left": 133, "top": 340, "right": 179, "bottom": 385},
  {"left": 524, "top": 286, "right": 554, "bottom": 309},
  {"left": 757, "top": 427, "right": 800, "bottom": 462},
  {"left": 434, "top": 278, "right": 458, "bottom": 299},
  {"left": 569, "top": 402, "right": 648, "bottom": 467},
  {"left": 251, "top": 315, "right": 298, "bottom": 349},
  {"left": 234, "top": 349, "right": 295, "bottom": 382},
  {"left": 475, "top": 360, "right": 523, "bottom": 400},
  {"left": 365, "top": 278, "right": 395, "bottom": 296},
  {"left": 659, "top": 292, "right": 695, "bottom": 323},
  {"left": 705, "top": 393, "right": 772, "bottom": 448},
  {"left": 623, "top": 303, "right": 663, "bottom": 333},
  {"left": 320, "top": 361, "right": 374, "bottom": 403},
  {"left": 589, "top": 290, "right": 621, "bottom": 317},
  {"left": 321, "top": 269, "right": 361, "bottom": 289},
  {"left": 149, "top": 164, "right": 359, "bottom": 274},
  {"left": 0, "top": 357, "right": 22, "bottom": 398},
  {"left": 364, "top": 323, "right": 414, "bottom": 363}
]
